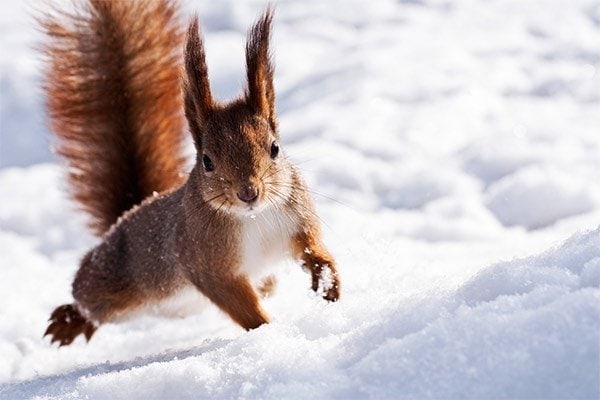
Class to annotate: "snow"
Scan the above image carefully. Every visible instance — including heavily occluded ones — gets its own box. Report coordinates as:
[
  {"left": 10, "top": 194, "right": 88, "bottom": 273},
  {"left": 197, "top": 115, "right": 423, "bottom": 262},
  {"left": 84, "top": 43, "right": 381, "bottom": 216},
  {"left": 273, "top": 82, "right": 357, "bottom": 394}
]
[
  {"left": 486, "top": 165, "right": 599, "bottom": 230},
  {"left": 1, "top": 0, "right": 600, "bottom": 398}
]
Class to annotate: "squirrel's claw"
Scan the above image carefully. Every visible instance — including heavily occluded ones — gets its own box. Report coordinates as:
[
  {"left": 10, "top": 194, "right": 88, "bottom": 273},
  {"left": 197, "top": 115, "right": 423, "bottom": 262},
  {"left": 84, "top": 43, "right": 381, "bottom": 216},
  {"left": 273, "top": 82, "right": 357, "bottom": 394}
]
[{"left": 44, "top": 304, "right": 96, "bottom": 346}]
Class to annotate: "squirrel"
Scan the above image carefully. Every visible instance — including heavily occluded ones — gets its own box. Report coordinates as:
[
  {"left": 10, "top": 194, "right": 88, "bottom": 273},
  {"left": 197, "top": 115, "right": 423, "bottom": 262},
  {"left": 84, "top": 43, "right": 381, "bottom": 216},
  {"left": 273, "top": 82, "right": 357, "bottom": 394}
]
[{"left": 41, "top": 0, "right": 340, "bottom": 346}]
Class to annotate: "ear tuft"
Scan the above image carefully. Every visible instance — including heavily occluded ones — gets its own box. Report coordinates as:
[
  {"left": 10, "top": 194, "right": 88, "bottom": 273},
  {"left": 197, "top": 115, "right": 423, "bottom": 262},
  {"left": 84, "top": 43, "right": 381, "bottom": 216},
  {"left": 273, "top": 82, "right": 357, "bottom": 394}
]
[
  {"left": 245, "top": 7, "right": 277, "bottom": 130},
  {"left": 184, "top": 15, "right": 214, "bottom": 147}
]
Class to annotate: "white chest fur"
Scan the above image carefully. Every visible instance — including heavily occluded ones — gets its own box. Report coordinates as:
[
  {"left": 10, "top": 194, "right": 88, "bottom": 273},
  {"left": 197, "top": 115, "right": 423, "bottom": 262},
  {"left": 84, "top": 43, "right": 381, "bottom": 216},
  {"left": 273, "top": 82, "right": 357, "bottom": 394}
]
[{"left": 238, "top": 207, "right": 298, "bottom": 285}]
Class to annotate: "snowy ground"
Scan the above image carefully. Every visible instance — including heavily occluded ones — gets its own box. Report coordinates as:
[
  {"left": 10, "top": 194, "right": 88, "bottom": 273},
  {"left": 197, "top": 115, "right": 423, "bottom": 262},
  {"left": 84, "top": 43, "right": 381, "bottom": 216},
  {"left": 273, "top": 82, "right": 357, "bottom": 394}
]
[{"left": 1, "top": 0, "right": 600, "bottom": 398}]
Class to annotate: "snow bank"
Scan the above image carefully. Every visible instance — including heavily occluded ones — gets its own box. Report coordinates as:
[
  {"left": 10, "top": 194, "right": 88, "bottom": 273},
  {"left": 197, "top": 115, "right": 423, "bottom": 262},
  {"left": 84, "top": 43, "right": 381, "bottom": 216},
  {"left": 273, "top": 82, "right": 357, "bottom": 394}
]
[
  {"left": 2, "top": 226, "right": 598, "bottom": 399},
  {"left": 486, "top": 166, "right": 599, "bottom": 230}
]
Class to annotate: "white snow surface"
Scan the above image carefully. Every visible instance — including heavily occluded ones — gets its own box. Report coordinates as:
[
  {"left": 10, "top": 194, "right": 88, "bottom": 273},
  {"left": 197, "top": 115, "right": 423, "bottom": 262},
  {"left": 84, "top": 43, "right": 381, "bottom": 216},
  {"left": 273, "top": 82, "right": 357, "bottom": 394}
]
[{"left": 1, "top": 0, "right": 600, "bottom": 398}]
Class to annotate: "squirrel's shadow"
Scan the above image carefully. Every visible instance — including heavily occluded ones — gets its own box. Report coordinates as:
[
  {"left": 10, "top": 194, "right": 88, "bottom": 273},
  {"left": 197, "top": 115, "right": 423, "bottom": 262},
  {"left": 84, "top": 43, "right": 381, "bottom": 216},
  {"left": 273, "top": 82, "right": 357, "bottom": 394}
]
[{"left": 1, "top": 338, "right": 230, "bottom": 399}]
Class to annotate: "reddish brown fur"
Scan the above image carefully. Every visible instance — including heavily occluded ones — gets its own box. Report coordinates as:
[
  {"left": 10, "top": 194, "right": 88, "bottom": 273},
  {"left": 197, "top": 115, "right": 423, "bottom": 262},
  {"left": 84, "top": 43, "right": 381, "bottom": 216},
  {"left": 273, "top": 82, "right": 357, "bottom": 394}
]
[
  {"left": 245, "top": 8, "right": 277, "bottom": 132},
  {"left": 43, "top": 2, "right": 340, "bottom": 346},
  {"left": 41, "top": 0, "right": 186, "bottom": 235},
  {"left": 257, "top": 275, "right": 277, "bottom": 298},
  {"left": 184, "top": 16, "right": 214, "bottom": 144},
  {"left": 44, "top": 304, "right": 96, "bottom": 346}
]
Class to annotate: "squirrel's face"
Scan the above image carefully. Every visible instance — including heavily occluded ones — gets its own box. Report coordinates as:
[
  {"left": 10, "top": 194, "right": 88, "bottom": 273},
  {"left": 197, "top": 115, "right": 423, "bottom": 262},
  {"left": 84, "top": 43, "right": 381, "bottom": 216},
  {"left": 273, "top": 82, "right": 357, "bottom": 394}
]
[
  {"left": 197, "top": 109, "right": 292, "bottom": 216},
  {"left": 184, "top": 10, "right": 285, "bottom": 216}
]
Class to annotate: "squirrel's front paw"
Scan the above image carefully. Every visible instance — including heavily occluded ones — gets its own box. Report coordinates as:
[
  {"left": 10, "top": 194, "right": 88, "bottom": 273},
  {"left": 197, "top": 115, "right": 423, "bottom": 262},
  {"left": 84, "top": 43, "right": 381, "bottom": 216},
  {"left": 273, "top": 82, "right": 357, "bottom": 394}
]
[
  {"left": 311, "top": 264, "right": 340, "bottom": 302},
  {"left": 322, "top": 279, "right": 340, "bottom": 302}
]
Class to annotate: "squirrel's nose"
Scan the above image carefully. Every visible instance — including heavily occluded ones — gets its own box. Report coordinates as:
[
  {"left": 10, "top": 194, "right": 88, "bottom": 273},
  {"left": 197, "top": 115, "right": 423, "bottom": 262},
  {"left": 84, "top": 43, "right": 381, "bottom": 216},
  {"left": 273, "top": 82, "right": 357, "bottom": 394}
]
[{"left": 237, "top": 184, "right": 259, "bottom": 203}]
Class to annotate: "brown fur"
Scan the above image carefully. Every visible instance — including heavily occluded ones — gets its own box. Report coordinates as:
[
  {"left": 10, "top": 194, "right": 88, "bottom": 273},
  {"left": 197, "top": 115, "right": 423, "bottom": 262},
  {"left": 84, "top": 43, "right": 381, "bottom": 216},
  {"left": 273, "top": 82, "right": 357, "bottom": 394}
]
[
  {"left": 245, "top": 8, "right": 277, "bottom": 132},
  {"left": 40, "top": 0, "right": 186, "bottom": 235},
  {"left": 43, "top": 2, "right": 340, "bottom": 346},
  {"left": 44, "top": 304, "right": 96, "bottom": 346},
  {"left": 257, "top": 275, "right": 277, "bottom": 298}
]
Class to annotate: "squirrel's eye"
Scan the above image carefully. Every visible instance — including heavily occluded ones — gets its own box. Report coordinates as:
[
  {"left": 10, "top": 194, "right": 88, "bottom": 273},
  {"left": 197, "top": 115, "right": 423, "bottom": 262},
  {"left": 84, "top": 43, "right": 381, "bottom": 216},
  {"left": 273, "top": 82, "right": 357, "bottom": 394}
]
[
  {"left": 202, "top": 154, "right": 214, "bottom": 172},
  {"left": 270, "top": 141, "right": 280, "bottom": 159}
]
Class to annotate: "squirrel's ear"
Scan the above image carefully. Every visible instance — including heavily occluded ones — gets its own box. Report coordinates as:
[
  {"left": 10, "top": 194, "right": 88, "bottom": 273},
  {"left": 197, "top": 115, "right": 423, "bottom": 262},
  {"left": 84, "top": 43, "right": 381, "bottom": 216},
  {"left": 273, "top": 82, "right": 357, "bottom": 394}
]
[
  {"left": 184, "top": 84, "right": 203, "bottom": 148},
  {"left": 245, "top": 8, "right": 277, "bottom": 131},
  {"left": 184, "top": 16, "right": 214, "bottom": 147}
]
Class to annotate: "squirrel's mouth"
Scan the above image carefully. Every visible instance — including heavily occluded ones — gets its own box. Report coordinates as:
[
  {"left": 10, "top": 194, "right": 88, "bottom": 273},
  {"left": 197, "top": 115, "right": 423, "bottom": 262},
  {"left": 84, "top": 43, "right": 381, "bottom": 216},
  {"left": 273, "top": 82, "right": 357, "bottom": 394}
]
[
  {"left": 233, "top": 201, "right": 269, "bottom": 217},
  {"left": 204, "top": 182, "right": 289, "bottom": 217}
]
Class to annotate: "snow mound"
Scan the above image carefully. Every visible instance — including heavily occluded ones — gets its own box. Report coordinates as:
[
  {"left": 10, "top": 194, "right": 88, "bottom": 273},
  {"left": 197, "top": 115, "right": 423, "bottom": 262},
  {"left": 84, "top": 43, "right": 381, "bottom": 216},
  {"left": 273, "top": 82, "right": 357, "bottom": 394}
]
[
  {"left": 460, "top": 228, "right": 600, "bottom": 304},
  {"left": 353, "top": 228, "right": 600, "bottom": 400},
  {"left": 462, "top": 135, "right": 548, "bottom": 185},
  {"left": 486, "top": 166, "right": 599, "bottom": 230},
  {"left": 374, "top": 166, "right": 477, "bottom": 210},
  {"left": 2, "top": 228, "right": 599, "bottom": 399}
]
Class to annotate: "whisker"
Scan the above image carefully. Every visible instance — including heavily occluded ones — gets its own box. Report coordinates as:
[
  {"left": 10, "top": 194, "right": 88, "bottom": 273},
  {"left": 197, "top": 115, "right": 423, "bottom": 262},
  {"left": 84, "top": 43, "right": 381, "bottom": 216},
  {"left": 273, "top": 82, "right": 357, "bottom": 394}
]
[
  {"left": 205, "top": 198, "right": 227, "bottom": 235},
  {"left": 260, "top": 162, "right": 277, "bottom": 180},
  {"left": 266, "top": 196, "right": 286, "bottom": 240},
  {"left": 204, "top": 192, "right": 226, "bottom": 204},
  {"left": 265, "top": 190, "right": 297, "bottom": 236},
  {"left": 265, "top": 181, "right": 354, "bottom": 210},
  {"left": 262, "top": 165, "right": 282, "bottom": 181},
  {"left": 267, "top": 186, "right": 329, "bottom": 229}
]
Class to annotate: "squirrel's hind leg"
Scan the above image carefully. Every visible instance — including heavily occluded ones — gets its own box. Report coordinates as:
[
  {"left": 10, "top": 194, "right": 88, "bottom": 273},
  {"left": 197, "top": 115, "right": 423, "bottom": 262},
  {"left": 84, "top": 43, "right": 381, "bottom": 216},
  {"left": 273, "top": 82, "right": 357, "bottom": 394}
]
[
  {"left": 44, "top": 304, "right": 97, "bottom": 346},
  {"left": 47, "top": 250, "right": 146, "bottom": 346}
]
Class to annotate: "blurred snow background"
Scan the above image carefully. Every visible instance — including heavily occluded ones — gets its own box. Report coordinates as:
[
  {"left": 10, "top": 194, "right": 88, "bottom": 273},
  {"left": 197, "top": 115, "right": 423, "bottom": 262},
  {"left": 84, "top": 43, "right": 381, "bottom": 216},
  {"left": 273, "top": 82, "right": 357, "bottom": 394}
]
[{"left": 1, "top": 0, "right": 599, "bottom": 398}]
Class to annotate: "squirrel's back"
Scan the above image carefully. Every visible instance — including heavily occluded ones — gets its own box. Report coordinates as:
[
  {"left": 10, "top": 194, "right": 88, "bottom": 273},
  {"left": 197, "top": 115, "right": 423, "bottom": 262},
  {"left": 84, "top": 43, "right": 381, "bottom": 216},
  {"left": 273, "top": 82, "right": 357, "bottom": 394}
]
[{"left": 41, "top": 0, "right": 186, "bottom": 235}]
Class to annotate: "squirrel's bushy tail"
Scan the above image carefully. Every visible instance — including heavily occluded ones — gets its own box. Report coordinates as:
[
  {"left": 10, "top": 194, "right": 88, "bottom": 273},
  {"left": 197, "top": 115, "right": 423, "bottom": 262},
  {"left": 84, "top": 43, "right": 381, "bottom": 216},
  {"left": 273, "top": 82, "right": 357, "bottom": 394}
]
[{"left": 41, "top": 0, "right": 186, "bottom": 235}]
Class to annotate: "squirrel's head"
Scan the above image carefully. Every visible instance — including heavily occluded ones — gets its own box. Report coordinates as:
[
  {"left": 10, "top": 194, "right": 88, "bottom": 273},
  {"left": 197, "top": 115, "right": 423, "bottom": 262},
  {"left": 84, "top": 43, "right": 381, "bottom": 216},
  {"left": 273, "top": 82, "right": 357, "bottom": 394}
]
[{"left": 183, "top": 9, "right": 292, "bottom": 216}]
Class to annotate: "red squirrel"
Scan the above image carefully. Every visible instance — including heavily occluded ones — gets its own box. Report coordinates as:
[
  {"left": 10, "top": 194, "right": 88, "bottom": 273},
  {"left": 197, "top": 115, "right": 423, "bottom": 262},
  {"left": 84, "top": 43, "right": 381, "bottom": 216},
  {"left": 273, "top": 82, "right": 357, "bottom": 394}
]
[{"left": 41, "top": 0, "right": 340, "bottom": 346}]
